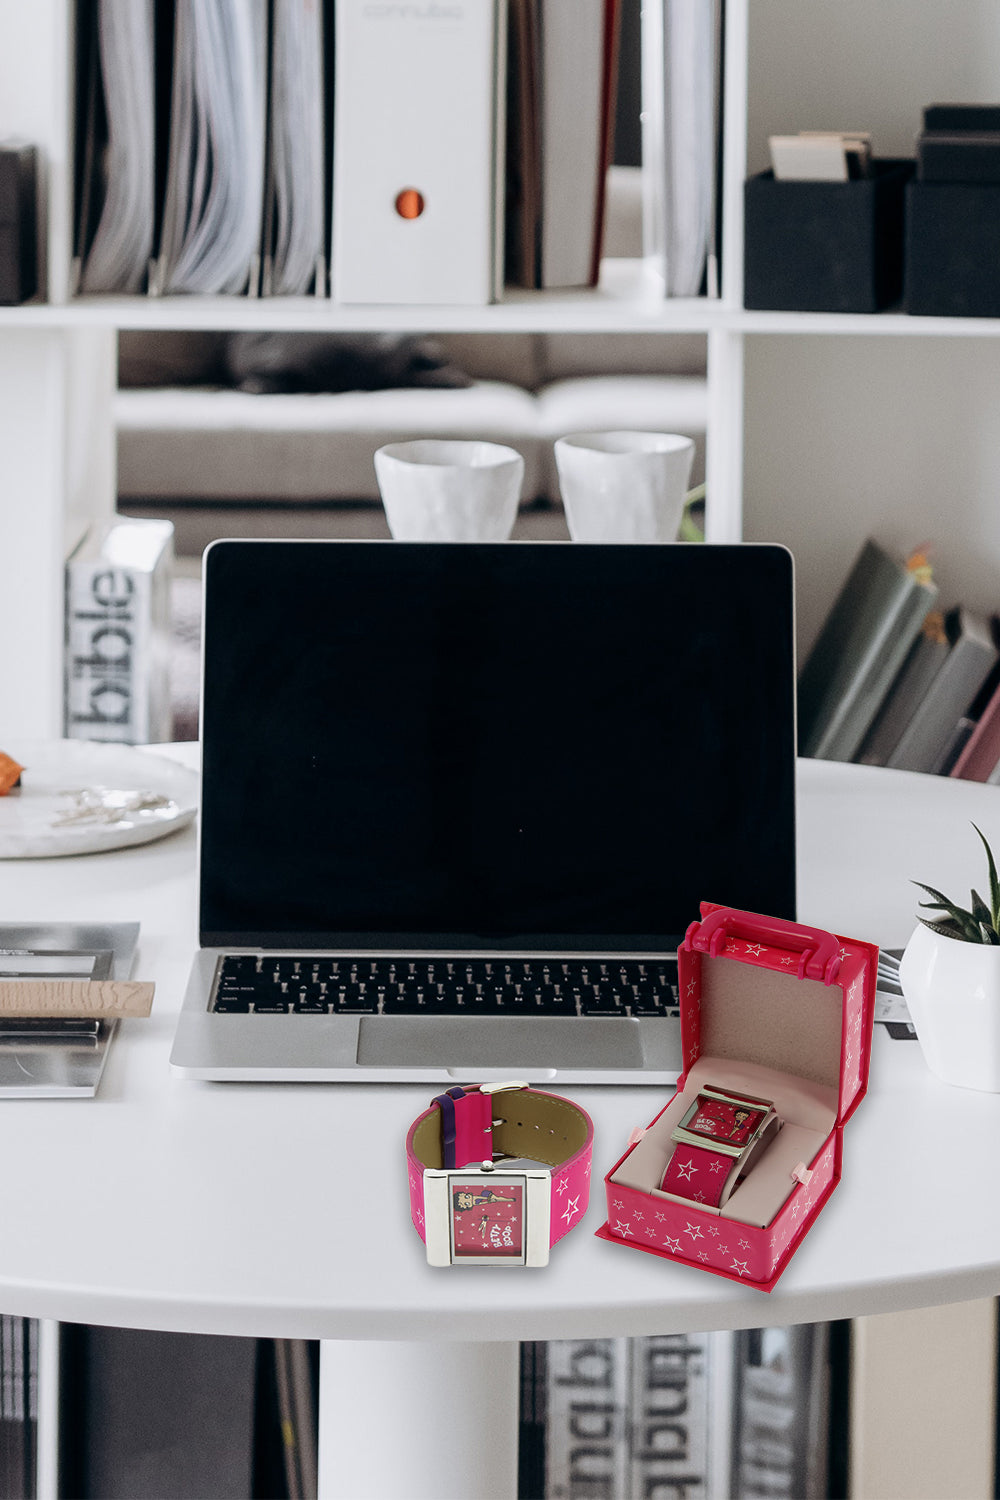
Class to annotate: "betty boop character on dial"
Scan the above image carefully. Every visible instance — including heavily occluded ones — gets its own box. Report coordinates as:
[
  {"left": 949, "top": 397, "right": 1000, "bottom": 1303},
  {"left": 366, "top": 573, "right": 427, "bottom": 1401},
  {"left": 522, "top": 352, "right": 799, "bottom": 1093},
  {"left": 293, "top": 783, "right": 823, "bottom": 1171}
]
[{"left": 453, "top": 1187, "right": 518, "bottom": 1211}]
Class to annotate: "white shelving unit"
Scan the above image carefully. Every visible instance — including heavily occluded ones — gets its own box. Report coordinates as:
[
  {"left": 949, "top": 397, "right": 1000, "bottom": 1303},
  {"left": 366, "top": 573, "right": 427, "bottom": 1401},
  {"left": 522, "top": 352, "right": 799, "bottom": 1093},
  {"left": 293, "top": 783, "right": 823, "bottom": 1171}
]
[{"left": 6, "top": 1, "right": 1000, "bottom": 738}]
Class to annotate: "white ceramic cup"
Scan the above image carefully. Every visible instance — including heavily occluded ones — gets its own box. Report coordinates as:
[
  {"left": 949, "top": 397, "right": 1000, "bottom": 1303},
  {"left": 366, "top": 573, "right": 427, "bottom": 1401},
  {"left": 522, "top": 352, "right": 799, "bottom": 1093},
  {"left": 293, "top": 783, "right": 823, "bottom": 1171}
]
[
  {"left": 554, "top": 430, "right": 696, "bottom": 543},
  {"left": 374, "top": 439, "right": 524, "bottom": 542}
]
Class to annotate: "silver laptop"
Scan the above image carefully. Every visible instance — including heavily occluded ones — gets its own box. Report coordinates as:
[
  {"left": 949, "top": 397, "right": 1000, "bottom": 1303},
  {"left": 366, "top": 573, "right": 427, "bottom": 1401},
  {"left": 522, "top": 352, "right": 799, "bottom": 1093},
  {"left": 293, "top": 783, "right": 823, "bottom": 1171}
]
[{"left": 170, "top": 540, "right": 796, "bottom": 1084}]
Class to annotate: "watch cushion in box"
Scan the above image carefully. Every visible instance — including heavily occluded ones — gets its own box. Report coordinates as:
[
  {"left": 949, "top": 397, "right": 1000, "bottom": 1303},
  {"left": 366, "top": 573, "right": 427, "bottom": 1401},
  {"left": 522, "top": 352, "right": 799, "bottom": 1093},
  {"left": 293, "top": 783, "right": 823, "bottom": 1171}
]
[
  {"left": 743, "top": 159, "right": 912, "bottom": 313},
  {"left": 596, "top": 904, "right": 877, "bottom": 1291}
]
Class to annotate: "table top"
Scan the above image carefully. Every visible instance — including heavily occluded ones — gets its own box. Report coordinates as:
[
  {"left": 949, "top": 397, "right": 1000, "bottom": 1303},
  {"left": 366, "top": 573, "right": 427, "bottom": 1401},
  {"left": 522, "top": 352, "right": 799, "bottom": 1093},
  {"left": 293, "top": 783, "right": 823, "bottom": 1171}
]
[{"left": 1, "top": 747, "right": 999, "bottom": 1341}]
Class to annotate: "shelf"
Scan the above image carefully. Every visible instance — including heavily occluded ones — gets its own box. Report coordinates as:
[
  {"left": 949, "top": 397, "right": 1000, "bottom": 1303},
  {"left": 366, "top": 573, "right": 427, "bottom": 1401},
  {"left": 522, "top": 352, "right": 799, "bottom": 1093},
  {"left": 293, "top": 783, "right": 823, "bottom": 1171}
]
[
  {"left": 8, "top": 290, "right": 1000, "bottom": 340},
  {"left": 739, "top": 308, "right": 1000, "bottom": 337},
  {"left": 0, "top": 261, "right": 731, "bottom": 336}
]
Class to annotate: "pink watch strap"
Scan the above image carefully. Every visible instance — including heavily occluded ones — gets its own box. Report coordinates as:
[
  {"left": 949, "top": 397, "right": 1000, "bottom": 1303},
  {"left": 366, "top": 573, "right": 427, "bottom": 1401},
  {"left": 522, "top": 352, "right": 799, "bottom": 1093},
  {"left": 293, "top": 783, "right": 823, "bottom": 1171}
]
[
  {"left": 406, "top": 1085, "right": 594, "bottom": 1248},
  {"left": 659, "top": 1140, "right": 733, "bottom": 1207}
]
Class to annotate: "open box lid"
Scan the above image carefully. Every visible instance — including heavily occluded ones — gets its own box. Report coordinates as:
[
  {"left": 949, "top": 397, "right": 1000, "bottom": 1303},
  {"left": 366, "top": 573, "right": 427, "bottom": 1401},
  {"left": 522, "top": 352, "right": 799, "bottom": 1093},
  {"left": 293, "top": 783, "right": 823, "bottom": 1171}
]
[{"left": 678, "top": 904, "right": 878, "bottom": 1126}]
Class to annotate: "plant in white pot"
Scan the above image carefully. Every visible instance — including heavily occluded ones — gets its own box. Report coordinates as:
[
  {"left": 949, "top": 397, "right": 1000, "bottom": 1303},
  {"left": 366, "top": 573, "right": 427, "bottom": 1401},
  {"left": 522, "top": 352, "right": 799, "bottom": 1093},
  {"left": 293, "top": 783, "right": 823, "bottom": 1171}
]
[{"left": 899, "top": 823, "right": 1000, "bottom": 1090}]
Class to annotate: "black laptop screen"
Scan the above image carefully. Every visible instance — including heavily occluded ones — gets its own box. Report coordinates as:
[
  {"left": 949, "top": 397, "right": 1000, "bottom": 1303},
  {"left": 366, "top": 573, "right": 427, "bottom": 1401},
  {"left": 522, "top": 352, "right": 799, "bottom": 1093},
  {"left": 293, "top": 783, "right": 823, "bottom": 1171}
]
[{"left": 199, "top": 541, "right": 796, "bottom": 950}]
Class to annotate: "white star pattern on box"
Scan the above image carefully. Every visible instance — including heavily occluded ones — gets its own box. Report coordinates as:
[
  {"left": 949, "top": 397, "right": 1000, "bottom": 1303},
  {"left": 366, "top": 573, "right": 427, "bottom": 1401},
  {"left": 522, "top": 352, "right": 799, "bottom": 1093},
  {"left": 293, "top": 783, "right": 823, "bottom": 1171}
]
[
  {"left": 634, "top": 1209, "right": 645, "bottom": 1221},
  {"left": 613, "top": 1199, "right": 624, "bottom": 1210},
  {"left": 698, "top": 1252, "right": 710, "bottom": 1262},
  {"left": 561, "top": 1196, "right": 580, "bottom": 1226},
  {"left": 849, "top": 975, "right": 863, "bottom": 1007},
  {"left": 780, "top": 955, "right": 794, "bottom": 965},
  {"left": 684, "top": 1222, "right": 704, "bottom": 1241},
  {"left": 707, "top": 1225, "right": 720, "bottom": 1237},
  {"left": 655, "top": 1212, "right": 667, "bottom": 1222},
  {"left": 554, "top": 1174, "right": 568, "bottom": 1196},
  {"left": 675, "top": 1159, "right": 696, "bottom": 1181},
  {"left": 745, "top": 943, "right": 763, "bottom": 957},
  {"left": 664, "top": 1236, "right": 682, "bottom": 1253},
  {"left": 838, "top": 946, "right": 850, "bottom": 960},
  {"left": 730, "top": 1259, "right": 750, "bottom": 1277},
  {"left": 614, "top": 1221, "right": 632, "bottom": 1237},
  {"left": 645, "top": 1226, "right": 657, "bottom": 1238},
  {"left": 738, "top": 1238, "right": 751, "bottom": 1250},
  {"left": 686, "top": 979, "right": 697, "bottom": 996},
  {"left": 415, "top": 1206, "right": 424, "bottom": 1228},
  {"left": 690, "top": 1041, "right": 701, "bottom": 1059}
]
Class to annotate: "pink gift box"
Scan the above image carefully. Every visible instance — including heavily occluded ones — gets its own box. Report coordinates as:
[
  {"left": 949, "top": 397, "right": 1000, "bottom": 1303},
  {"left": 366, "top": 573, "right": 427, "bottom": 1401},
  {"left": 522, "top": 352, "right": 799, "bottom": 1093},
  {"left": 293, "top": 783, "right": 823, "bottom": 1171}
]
[{"left": 596, "top": 904, "right": 877, "bottom": 1292}]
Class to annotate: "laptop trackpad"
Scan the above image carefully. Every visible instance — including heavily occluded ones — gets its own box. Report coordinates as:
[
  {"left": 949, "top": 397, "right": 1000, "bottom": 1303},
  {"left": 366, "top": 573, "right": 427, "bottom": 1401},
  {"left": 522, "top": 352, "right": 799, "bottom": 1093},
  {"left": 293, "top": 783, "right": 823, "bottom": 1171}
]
[{"left": 356, "top": 1016, "right": 645, "bottom": 1069}]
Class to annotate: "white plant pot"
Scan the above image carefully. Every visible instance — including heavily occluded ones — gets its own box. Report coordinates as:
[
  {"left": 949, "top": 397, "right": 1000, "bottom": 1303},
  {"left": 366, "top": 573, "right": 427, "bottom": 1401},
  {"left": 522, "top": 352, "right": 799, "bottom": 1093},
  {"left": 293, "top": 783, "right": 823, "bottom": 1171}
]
[{"left": 899, "top": 920, "right": 1000, "bottom": 1091}]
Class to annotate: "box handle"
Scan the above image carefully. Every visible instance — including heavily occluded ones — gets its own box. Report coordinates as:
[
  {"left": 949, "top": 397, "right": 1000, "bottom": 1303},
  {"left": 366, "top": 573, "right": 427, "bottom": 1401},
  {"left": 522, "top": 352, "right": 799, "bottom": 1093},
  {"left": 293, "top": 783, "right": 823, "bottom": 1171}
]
[{"left": 686, "top": 907, "right": 842, "bottom": 985}]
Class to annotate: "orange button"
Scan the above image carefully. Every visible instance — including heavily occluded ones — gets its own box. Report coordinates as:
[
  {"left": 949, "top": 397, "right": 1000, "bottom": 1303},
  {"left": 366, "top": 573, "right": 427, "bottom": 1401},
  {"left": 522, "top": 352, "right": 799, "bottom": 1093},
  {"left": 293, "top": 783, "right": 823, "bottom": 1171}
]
[{"left": 395, "top": 188, "right": 425, "bottom": 220}]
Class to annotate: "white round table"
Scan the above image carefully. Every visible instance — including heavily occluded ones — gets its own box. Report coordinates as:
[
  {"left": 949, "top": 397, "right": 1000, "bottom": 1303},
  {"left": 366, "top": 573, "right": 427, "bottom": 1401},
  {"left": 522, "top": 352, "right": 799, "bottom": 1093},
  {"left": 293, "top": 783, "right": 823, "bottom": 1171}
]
[{"left": 2, "top": 750, "right": 998, "bottom": 1497}]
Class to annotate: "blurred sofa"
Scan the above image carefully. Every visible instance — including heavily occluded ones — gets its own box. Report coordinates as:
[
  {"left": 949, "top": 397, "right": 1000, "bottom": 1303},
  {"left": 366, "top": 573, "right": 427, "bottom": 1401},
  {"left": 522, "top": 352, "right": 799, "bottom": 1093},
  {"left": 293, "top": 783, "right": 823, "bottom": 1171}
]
[{"left": 117, "top": 329, "right": 708, "bottom": 554}]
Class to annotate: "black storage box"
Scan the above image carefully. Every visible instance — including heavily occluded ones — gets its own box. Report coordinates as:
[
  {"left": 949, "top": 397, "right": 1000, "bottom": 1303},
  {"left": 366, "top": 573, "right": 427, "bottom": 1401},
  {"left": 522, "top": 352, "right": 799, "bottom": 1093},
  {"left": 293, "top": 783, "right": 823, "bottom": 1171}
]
[
  {"left": 906, "top": 180, "right": 1000, "bottom": 316},
  {"left": 0, "top": 143, "right": 38, "bottom": 305},
  {"left": 743, "top": 160, "right": 913, "bottom": 313}
]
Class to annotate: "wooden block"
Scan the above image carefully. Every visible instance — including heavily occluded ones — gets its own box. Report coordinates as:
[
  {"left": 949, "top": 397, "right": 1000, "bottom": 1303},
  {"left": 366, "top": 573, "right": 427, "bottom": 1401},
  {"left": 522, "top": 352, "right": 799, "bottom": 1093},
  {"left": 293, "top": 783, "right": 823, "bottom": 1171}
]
[{"left": 0, "top": 980, "right": 154, "bottom": 1018}]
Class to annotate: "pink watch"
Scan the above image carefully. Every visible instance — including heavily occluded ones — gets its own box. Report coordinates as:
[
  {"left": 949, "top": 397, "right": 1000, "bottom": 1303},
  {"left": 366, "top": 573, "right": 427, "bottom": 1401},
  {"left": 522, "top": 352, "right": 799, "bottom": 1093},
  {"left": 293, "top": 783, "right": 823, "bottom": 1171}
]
[
  {"left": 659, "top": 1086, "right": 781, "bottom": 1209},
  {"left": 406, "top": 1081, "right": 593, "bottom": 1266}
]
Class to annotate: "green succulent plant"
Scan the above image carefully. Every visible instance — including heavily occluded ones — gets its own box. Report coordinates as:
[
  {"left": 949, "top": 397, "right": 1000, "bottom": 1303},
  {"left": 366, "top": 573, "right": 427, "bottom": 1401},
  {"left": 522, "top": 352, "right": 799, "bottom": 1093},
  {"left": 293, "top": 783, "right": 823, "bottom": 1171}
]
[{"left": 914, "top": 823, "right": 1000, "bottom": 944}]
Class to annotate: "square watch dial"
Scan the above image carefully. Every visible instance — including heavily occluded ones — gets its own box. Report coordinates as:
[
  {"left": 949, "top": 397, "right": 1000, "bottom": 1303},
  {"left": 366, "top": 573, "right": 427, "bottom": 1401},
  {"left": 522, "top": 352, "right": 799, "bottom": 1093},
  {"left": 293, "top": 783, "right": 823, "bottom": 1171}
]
[
  {"left": 685, "top": 1093, "right": 767, "bottom": 1146},
  {"left": 449, "top": 1179, "right": 525, "bottom": 1259}
]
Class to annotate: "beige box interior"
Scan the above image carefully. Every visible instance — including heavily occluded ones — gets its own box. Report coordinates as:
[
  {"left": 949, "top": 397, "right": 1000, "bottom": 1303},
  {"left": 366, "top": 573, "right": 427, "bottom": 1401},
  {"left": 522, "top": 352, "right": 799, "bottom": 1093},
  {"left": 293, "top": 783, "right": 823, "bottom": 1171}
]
[{"left": 610, "top": 955, "right": 844, "bottom": 1229}]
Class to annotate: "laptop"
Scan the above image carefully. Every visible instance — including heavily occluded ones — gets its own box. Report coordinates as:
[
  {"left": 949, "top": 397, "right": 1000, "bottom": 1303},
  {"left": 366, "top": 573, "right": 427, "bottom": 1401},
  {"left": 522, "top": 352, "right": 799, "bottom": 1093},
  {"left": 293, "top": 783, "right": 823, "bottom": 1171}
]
[{"left": 170, "top": 539, "right": 796, "bottom": 1084}]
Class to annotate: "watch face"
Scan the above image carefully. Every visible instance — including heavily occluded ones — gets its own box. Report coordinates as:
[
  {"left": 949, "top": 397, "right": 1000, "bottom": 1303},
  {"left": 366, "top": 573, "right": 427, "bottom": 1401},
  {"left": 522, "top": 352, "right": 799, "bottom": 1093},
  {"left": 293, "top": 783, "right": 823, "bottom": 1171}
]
[
  {"left": 450, "top": 1178, "right": 525, "bottom": 1260},
  {"left": 686, "top": 1093, "right": 767, "bottom": 1146}
]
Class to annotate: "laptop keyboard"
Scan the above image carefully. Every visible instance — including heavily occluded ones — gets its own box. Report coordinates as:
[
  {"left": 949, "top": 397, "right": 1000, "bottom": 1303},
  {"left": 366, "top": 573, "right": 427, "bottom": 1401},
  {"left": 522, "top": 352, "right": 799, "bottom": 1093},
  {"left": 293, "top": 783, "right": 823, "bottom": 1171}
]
[{"left": 211, "top": 955, "right": 680, "bottom": 1019}]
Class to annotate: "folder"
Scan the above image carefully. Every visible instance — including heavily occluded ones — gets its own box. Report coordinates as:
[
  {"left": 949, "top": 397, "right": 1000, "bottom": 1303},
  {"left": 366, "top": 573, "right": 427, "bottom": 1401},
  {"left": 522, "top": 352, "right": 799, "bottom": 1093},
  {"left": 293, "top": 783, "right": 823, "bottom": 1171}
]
[{"left": 331, "top": 0, "right": 504, "bottom": 305}]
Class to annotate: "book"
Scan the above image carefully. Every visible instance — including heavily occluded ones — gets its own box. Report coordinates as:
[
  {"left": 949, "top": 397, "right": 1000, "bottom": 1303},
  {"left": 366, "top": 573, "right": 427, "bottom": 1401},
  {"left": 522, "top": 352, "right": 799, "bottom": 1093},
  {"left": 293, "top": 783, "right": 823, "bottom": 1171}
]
[
  {"left": 524, "top": 1333, "right": 734, "bottom": 1498},
  {"left": 884, "top": 606, "right": 998, "bottom": 773},
  {"left": 0, "top": 1317, "right": 36, "bottom": 1500},
  {"left": 331, "top": 0, "right": 505, "bottom": 305},
  {"left": 797, "top": 539, "right": 939, "bottom": 762},
  {"left": 504, "top": 0, "right": 541, "bottom": 289},
  {"left": 856, "top": 608, "right": 951, "bottom": 766},
  {"left": 260, "top": 0, "right": 327, "bottom": 296},
  {"left": 641, "top": 0, "right": 721, "bottom": 298},
  {"left": 64, "top": 517, "right": 174, "bottom": 746},
  {"left": 76, "top": 0, "right": 157, "bottom": 294},
  {"left": 731, "top": 1324, "right": 832, "bottom": 1500},
  {"left": 950, "top": 665, "right": 1000, "bottom": 781},
  {"left": 537, "top": 0, "right": 620, "bottom": 289},
  {"left": 157, "top": 0, "right": 268, "bottom": 295}
]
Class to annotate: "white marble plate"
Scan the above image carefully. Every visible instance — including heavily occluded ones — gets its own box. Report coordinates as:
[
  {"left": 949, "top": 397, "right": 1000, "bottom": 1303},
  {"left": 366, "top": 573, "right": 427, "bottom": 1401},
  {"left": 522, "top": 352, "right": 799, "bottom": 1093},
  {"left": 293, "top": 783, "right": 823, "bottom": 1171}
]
[{"left": 0, "top": 741, "right": 199, "bottom": 858}]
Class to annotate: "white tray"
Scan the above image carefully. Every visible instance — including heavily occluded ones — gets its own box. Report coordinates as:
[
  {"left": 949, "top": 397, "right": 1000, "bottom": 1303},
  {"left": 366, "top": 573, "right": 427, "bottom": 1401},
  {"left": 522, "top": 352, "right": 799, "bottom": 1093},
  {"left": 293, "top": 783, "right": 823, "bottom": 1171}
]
[{"left": 0, "top": 741, "right": 199, "bottom": 858}]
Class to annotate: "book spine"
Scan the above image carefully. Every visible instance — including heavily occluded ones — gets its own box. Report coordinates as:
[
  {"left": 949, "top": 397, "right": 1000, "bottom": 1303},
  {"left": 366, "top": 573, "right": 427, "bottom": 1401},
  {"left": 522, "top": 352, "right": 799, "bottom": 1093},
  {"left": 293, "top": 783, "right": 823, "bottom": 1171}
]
[
  {"left": 541, "top": 1338, "right": 630, "bottom": 1497},
  {"left": 731, "top": 1324, "right": 832, "bottom": 1500},
  {"left": 64, "top": 553, "right": 172, "bottom": 745},
  {"left": 804, "top": 580, "right": 936, "bottom": 762},
  {"left": 627, "top": 1333, "right": 715, "bottom": 1499}
]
